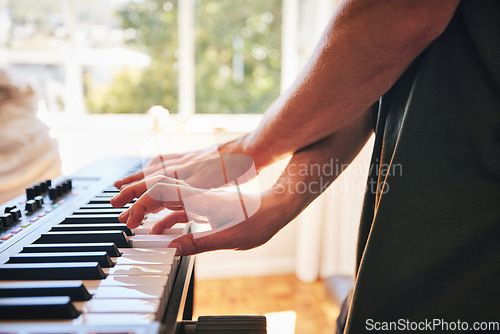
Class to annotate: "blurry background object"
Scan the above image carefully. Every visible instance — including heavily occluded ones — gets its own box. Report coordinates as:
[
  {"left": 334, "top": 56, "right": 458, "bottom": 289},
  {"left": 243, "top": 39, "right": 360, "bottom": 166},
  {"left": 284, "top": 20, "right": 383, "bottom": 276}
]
[{"left": 0, "top": 70, "right": 61, "bottom": 203}]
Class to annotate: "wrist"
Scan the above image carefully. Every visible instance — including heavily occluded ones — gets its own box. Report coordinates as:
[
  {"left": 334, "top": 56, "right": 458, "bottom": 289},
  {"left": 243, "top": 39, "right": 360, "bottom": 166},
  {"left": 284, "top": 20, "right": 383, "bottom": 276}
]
[
  {"left": 239, "top": 132, "right": 276, "bottom": 172},
  {"left": 218, "top": 134, "right": 272, "bottom": 173}
]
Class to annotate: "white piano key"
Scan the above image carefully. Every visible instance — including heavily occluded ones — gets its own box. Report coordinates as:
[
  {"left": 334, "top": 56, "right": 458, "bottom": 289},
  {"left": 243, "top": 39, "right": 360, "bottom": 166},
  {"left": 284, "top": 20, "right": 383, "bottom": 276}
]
[
  {"left": 115, "top": 254, "right": 174, "bottom": 265},
  {"left": 104, "top": 263, "right": 172, "bottom": 276},
  {"left": 82, "top": 312, "right": 157, "bottom": 325},
  {"left": 97, "top": 275, "right": 169, "bottom": 287},
  {"left": 120, "top": 247, "right": 176, "bottom": 256},
  {"left": 84, "top": 298, "right": 161, "bottom": 317},
  {"left": 143, "top": 209, "right": 177, "bottom": 223},
  {"left": 93, "top": 286, "right": 165, "bottom": 300},
  {"left": 162, "top": 227, "right": 186, "bottom": 235},
  {"left": 133, "top": 226, "right": 186, "bottom": 235},
  {"left": 131, "top": 217, "right": 188, "bottom": 234},
  {"left": 130, "top": 234, "right": 179, "bottom": 248},
  {"left": 132, "top": 225, "right": 153, "bottom": 235},
  {"left": 93, "top": 285, "right": 168, "bottom": 313}
]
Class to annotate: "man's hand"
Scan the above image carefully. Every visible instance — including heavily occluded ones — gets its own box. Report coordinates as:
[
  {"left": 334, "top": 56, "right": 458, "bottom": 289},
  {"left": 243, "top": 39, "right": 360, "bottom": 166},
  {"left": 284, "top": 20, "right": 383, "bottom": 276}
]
[
  {"left": 112, "top": 174, "right": 259, "bottom": 229},
  {"left": 114, "top": 135, "right": 264, "bottom": 191},
  {"left": 114, "top": 146, "right": 220, "bottom": 189},
  {"left": 111, "top": 107, "right": 373, "bottom": 256},
  {"left": 112, "top": 173, "right": 282, "bottom": 255},
  {"left": 112, "top": 0, "right": 460, "bottom": 256}
]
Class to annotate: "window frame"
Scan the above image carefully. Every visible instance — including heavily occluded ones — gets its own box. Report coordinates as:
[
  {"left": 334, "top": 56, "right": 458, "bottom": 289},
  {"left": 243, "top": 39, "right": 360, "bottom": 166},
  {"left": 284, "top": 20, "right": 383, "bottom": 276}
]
[{"left": 0, "top": 0, "right": 338, "bottom": 121}]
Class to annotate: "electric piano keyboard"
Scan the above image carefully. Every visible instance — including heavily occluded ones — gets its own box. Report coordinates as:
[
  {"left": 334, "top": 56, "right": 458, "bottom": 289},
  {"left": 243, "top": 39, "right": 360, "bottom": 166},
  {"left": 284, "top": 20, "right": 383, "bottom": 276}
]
[{"left": 0, "top": 157, "right": 195, "bottom": 334}]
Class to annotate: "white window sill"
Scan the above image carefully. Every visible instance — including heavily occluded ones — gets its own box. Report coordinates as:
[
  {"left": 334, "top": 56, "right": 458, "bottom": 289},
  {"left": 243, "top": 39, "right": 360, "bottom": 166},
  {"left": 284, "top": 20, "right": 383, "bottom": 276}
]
[{"left": 41, "top": 112, "right": 263, "bottom": 135}]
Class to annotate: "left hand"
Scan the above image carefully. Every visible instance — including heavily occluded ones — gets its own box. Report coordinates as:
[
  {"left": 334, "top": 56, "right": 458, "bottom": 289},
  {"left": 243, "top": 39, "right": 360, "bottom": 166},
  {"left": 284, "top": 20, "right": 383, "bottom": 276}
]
[{"left": 111, "top": 175, "right": 297, "bottom": 256}]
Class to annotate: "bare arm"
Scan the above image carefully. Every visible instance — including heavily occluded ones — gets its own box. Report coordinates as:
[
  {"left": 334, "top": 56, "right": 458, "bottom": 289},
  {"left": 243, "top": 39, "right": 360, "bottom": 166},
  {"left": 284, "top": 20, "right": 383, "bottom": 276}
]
[
  {"left": 113, "top": 107, "right": 373, "bottom": 255},
  {"left": 228, "top": 0, "right": 459, "bottom": 169},
  {"left": 115, "top": 0, "right": 458, "bottom": 197}
]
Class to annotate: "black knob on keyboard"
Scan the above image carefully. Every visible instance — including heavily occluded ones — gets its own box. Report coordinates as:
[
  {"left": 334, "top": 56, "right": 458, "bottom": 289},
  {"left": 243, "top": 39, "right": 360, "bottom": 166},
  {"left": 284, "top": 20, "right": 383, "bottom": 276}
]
[
  {"left": 62, "top": 181, "right": 69, "bottom": 193},
  {"left": 26, "top": 187, "right": 35, "bottom": 200},
  {"left": 56, "top": 185, "right": 63, "bottom": 197},
  {"left": 25, "top": 200, "right": 37, "bottom": 214},
  {"left": 40, "top": 181, "right": 48, "bottom": 193},
  {"left": 8, "top": 208, "right": 21, "bottom": 222},
  {"left": 34, "top": 196, "right": 44, "bottom": 208},
  {"left": 64, "top": 179, "right": 73, "bottom": 192},
  {"left": 0, "top": 213, "right": 13, "bottom": 228},
  {"left": 4, "top": 207, "right": 21, "bottom": 221},
  {"left": 4, "top": 206, "right": 15, "bottom": 214},
  {"left": 33, "top": 184, "right": 41, "bottom": 197},
  {"left": 48, "top": 187, "right": 57, "bottom": 201}
]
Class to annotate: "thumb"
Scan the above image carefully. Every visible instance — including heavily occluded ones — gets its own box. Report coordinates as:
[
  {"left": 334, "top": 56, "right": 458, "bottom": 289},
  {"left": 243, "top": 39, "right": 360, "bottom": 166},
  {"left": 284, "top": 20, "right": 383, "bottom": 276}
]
[
  {"left": 168, "top": 234, "right": 197, "bottom": 256},
  {"left": 167, "top": 225, "right": 239, "bottom": 256},
  {"left": 149, "top": 210, "right": 189, "bottom": 234}
]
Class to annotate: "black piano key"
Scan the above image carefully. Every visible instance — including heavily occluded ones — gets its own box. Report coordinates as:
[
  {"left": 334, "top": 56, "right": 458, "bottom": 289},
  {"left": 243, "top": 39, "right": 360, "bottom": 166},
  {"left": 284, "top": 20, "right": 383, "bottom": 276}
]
[
  {"left": 72, "top": 208, "right": 126, "bottom": 215},
  {"left": 21, "top": 243, "right": 121, "bottom": 257},
  {"left": 87, "top": 198, "right": 136, "bottom": 204},
  {"left": 80, "top": 203, "right": 132, "bottom": 210},
  {"left": 102, "top": 186, "right": 120, "bottom": 193},
  {"left": 0, "top": 296, "right": 80, "bottom": 319},
  {"left": 87, "top": 198, "right": 114, "bottom": 204},
  {"left": 102, "top": 187, "right": 121, "bottom": 193},
  {"left": 62, "top": 214, "right": 120, "bottom": 224},
  {"left": 0, "top": 262, "right": 107, "bottom": 280},
  {"left": 35, "top": 230, "right": 131, "bottom": 248},
  {"left": 94, "top": 194, "right": 117, "bottom": 198},
  {"left": 51, "top": 223, "right": 133, "bottom": 236},
  {"left": 8, "top": 251, "right": 114, "bottom": 268},
  {"left": 0, "top": 281, "right": 92, "bottom": 301}
]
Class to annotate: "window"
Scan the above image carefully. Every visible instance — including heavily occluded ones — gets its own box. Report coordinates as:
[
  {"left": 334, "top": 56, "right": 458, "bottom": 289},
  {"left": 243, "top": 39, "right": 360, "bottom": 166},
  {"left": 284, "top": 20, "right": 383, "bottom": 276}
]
[
  {"left": 0, "top": 0, "right": 284, "bottom": 115},
  {"left": 194, "top": 0, "right": 281, "bottom": 114}
]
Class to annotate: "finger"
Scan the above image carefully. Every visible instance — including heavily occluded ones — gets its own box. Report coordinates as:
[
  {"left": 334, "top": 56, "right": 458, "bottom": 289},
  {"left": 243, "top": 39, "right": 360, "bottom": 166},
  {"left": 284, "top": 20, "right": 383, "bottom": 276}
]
[
  {"left": 111, "top": 180, "right": 149, "bottom": 208},
  {"left": 124, "top": 192, "right": 164, "bottom": 229},
  {"left": 111, "top": 174, "right": 181, "bottom": 208},
  {"left": 149, "top": 153, "right": 186, "bottom": 166},
  {"left": 151, "top": 207, "right": 165, "bottom": 213},
  {"left": 149, "top": 210, "right": 189, "bottom": 234},
  {"left": 114, "top": 163, "right": 167, "bottom": 189},
  {"left": 117, "top": 199, "right": 167, "bottom": 223},
  {"left": 167, "top": 223, "right": 244, "bottom": 256},
  {"left": 124, "top": 181, "right": 194, "bottom": 228},
  {"left": 147, "top": 179, "right": 203, "bottom": 203},
  {"left": 118, "top": 208, "right": 130, "bottom": 223},
  {"left": 114, "top": 171, "right": 145, "bottom": 189}
]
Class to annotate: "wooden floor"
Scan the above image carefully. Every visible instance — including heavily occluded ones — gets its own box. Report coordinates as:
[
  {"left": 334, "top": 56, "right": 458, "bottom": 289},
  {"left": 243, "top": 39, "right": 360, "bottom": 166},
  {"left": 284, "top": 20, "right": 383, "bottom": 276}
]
[{"left": 194, "top": 274, "right": 340, "bottom": 334}]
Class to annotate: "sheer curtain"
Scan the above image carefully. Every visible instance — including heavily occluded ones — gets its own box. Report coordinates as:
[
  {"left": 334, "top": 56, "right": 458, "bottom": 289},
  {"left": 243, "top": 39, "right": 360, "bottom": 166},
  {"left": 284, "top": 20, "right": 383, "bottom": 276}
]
[{"left": 294, "top": 138, "right": 374, "bottom": 282}]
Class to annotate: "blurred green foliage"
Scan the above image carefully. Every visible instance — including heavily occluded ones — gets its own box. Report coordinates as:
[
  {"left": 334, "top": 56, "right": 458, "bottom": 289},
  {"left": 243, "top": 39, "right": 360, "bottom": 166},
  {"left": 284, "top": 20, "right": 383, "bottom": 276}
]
[{"left": 85, "top": 0, "right": 282, "bottom": 114}]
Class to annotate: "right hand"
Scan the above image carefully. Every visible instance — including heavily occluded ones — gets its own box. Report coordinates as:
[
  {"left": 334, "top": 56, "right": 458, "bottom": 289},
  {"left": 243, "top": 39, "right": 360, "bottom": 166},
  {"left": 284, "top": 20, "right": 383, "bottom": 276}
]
[
  {"left": 114, "top": 139, "right": 257, "bottom": 190},
  {"left": 114, "top": 146, "right": 219, "bottom": 189}
]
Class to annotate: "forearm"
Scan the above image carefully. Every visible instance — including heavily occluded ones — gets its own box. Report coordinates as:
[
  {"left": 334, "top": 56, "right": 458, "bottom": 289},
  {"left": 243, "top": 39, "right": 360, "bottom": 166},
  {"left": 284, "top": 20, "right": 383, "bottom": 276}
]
[
  {"left": 265, "top": 106, "right": 374, "bottom": 222},
  {"left": 237, "top": 0, "right": 459, "bottom": 169}
]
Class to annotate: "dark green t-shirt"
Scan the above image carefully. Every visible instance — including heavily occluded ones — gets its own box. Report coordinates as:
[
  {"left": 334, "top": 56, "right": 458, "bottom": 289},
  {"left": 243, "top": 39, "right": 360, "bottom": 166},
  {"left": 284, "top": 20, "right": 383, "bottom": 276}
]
[{"left": 345, "top": 1, "right": 500, "bottom": 333}]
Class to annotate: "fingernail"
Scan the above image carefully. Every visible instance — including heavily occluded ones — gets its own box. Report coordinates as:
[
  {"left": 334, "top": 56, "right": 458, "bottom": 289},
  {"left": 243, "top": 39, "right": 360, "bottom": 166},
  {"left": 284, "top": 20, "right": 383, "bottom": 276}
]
[
  {"left": 118, "top": 212, "right": 126, "bottom": 222},
  {"left": 169, "top": 242, "right": 183, "bottom": 256}
]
